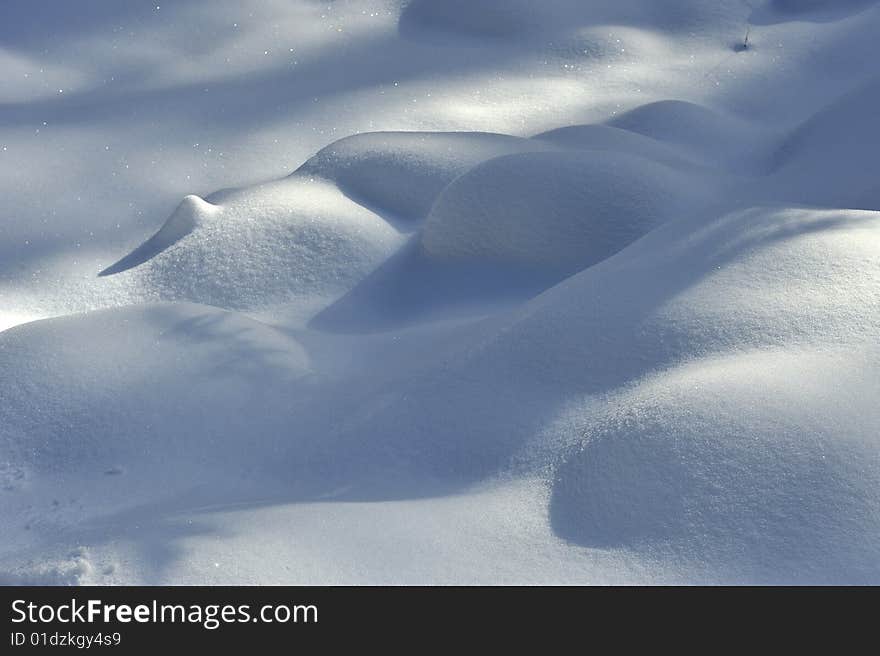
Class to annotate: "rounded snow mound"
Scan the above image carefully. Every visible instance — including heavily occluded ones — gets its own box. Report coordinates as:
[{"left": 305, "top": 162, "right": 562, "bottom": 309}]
[
  {"left": 0, "top": 303, "right": 310, "bottom": 507},
  {"left": 353, "top": 207, "right": 880, "bottom": 483},
  {"left": 550, "top": 347, "right": 880, "bottom": 583},
  {"left": 419, "top": 150, "right": 710, "bottom": 277},
  {"left": 771, "top": 77, "right": 880, "bottom": 207},
  {"left": 101, "top": 130, "right": 563, "bottom": 314},
  {"left": 467, "top": 206, "right": 880, "bottom": 390},
  {"left": 322, "top": 207, "right": 880, "bottom": 509},
  {"left": 108, "top": 177, "right": 405, "bottom": 311},
  {"left": 608, "top": 100, "right": 768, "bottom": 167},
  {"left": 298, "top": 131, "right": 557, "bottom": 223}
]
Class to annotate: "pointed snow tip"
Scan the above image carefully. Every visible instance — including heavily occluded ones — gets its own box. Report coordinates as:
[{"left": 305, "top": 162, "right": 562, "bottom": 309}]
[{"left": 98, "top": 195, "right": 218, "bottom": 277}]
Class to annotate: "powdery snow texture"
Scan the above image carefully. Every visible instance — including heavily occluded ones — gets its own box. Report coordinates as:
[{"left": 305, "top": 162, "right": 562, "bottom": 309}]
[{"left": 2, "top": 0, "right": 880, "bottom": 584}]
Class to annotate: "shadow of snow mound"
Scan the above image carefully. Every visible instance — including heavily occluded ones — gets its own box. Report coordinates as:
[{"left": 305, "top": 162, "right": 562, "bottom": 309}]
[
  {"left": 854, "top": 184, "right": 880, "bottom": 211},
  {"left": 310, "top": 238, "right": 561, "bottom": 333},
  {"left": 400, "top": 0, "right": 540, "bottom": 40},
  {"left": 773, "top": 0, "right": 874, "bottom": 9},
  {"left": 550, "top": 348, "right": 880, "bottom": 583},
  {"left": 399, "top": 0, "right": 731, "bottom": 41},
  {"left": 751, "top": 0, "right": 879, "bottom": 24}
]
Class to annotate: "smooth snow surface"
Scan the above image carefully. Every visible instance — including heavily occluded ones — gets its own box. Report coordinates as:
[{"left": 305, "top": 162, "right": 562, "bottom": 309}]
[{"left": 1, "top": 0, "right": 879, "bottom": 584}]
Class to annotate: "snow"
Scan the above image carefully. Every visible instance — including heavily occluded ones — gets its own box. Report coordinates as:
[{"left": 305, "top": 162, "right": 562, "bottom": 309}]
[
  {"left": 420, "top": 149, "right": 712, "bottom": 277},
  {"left": 1, "top": 0, "right": 879, "bottom": 584}
]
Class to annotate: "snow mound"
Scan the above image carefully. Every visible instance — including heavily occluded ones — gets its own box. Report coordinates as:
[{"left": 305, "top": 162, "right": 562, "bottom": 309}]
[
  {"left": 466, "top": 206, "right": 880, "bottom": 392},
  {"left": 0, "top": 303, "right": 316, "bottom": 574},
  {"left": 316, "top": 138, "right": 723, "bottom": 330},
  {"left": 0, "top": 303, "right": 309, "bottom": 488},
  {"left": 318, "top": 206, "right": 880, "bottom": 485},
  {"left": 420, "top": 150, "right": 712, "bottom": 277},
  {"left": 771, "top": 77, "right": 880, "bottom": 207},
  {"left": 5, "top": 0, "right": 880, "bottom": 585},
  {"left": 298, "top": 131, "right": 557, "bottom": 223},
  {"left": 99, "top": 131, "right": 563, "bottom": 314},
  {"left": 106, "top": 177, "right": 405, "bottom": 311},
  {"left": 550, "top": 347, "right": 880, "bottom": 583},
  {"left": 608, "top": 100, "right": 769, "bottom": 167}
]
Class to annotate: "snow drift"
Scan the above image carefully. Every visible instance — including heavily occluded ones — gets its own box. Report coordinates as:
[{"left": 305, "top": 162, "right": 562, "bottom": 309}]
[{"left": 2, "top": 0, "right": 880, "bottom": 584}]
